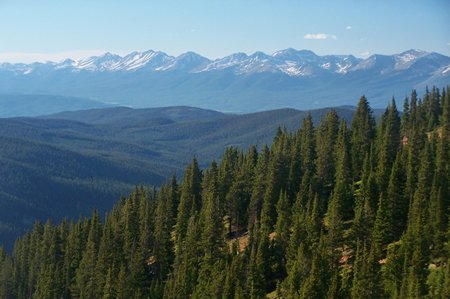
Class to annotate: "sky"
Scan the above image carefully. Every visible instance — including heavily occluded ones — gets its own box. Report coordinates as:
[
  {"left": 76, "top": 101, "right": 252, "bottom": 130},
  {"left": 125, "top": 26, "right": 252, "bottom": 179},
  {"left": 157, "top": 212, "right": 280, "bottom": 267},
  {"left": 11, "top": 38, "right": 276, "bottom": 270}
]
[{"left": 0, "top": 0, "right": 449, "bottom": 63}]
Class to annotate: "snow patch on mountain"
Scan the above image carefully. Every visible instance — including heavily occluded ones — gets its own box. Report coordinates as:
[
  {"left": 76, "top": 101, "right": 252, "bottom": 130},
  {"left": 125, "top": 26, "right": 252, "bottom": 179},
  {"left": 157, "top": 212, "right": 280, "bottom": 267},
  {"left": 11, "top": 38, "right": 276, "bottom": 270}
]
[
  {"left": 394, "top": 49, "right": 429, "bottom": 70},
  {"left": 198, "top": 53, "right": 249, "bottom": 72},
  {"left": 442, "top": 64, "right": 450, "bottom": 75},
  {"left": 109, "top": 51, "right": 162, "bottom": 71},
  {"left": 278, "top": 61, "right": 305, "bottom": 76},
  {"left": 321, "top": 62, "right": 331, "bottom": 70},
  {"left": 336, "top": 63, "right": 351, "bottom": 74}
]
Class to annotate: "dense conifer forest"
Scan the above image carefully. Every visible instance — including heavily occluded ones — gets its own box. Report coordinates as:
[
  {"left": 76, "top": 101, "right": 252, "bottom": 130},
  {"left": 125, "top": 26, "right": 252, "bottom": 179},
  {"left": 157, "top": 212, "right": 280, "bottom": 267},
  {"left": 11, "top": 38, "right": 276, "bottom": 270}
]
[
  {"left": 0, "top": 105, "right": 360, "bottom": 251},
  {"left": 0, "top": 87, "right": 449, "bottom": 298}
]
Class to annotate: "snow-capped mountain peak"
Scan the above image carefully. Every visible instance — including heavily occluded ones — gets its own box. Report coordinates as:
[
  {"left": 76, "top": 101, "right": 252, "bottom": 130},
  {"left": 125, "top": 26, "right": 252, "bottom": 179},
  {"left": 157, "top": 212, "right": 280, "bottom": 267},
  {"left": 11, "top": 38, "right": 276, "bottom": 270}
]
[
  {"left": 198, "top": 52, "right": 249, "bottom": 72},
  {"left": 110, "top": 50, "right": 170, "bottom": 71},
  {"left": 155, "top": 52, "right": 211, "bottom": 72},
  {"left": 394, "top": 49, "right": 429, "bottom": 69},
  {"left": 71, "top": 52, "right": 122, "bottom": 71}
]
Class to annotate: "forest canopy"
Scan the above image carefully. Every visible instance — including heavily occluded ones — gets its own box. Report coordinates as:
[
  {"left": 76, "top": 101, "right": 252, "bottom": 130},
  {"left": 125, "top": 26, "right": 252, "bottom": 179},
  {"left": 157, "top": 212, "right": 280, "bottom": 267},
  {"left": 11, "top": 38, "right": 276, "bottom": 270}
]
[{"left": 1, "top": 86, "right": 449, "bottom": 299}]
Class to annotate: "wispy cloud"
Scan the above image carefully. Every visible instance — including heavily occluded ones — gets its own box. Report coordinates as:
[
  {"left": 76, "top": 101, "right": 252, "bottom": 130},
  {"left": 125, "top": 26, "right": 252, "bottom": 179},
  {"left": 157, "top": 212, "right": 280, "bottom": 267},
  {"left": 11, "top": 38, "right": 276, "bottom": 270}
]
[
  {"left": 346, "top": 25, "right": 352, "bottom": 30},
  {"left": 0, "top": 50, "right": 107, "bottom": 63},
  {"left": 304, "top": 33, "right": 337, "bottom": 40}
]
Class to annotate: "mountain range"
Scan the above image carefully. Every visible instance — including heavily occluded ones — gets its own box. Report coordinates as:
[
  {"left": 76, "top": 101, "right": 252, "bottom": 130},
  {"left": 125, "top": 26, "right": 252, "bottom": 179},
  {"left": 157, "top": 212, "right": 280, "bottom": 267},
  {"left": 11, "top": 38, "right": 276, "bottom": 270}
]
[
  {"left": 2, "top": 49, "right": 446, "bottom": 76},
  {"left": 1, "top": 49, "right": 449, "bottom": 114}
]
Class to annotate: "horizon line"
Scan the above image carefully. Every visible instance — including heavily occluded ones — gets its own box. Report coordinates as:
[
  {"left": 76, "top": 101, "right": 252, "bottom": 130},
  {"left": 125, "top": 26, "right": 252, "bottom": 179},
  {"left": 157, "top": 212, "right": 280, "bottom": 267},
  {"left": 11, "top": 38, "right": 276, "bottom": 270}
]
[{"left": 0, "top": 48, "right": 436, "bottom": 64}]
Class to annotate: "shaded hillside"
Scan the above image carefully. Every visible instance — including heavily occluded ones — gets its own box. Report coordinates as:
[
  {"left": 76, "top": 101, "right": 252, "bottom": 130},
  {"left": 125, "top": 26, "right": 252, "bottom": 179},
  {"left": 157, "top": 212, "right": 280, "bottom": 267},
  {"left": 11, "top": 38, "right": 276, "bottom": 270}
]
[
  {"left": 0, "top": 105, "right": 367, "bottom": 250},
  {"left": 43, "top": 106, "right": 224, "bottom": 124}
]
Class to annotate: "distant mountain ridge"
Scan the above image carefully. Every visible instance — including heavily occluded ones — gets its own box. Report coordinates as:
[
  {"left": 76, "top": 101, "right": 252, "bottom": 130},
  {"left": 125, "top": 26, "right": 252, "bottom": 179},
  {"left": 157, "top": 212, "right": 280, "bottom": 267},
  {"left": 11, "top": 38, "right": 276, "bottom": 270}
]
[
  {"left": 0, "top": 94, "right": 111, "bottom": 118},
  {"left": 2, "top": 48, "right": 447, "bottom": 76},
  {"left": 0, "top": 48, "right": 449, "bottom": 113}
]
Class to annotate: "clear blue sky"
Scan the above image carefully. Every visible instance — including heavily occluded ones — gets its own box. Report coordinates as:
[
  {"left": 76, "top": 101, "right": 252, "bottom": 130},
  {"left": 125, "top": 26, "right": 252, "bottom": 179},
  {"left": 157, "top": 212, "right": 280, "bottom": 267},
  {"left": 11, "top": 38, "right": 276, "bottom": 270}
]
[{"left": 0, "top": 0, "right": 449, "bottom": 62}]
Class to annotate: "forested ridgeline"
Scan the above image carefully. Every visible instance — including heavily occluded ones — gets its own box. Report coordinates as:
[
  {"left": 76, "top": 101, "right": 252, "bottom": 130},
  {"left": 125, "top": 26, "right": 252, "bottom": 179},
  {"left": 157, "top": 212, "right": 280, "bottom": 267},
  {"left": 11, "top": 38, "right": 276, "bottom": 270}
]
[{"left": 1, "top": 87, "right": 449, "bottom": 298}]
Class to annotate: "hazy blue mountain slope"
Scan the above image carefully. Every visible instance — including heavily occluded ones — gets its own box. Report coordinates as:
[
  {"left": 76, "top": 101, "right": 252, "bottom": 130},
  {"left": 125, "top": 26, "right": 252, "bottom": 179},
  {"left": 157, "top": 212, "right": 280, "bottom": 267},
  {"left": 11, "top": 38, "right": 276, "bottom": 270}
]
[
  {"left": 43, "top": 106, "right": 225, "bottom": 124},
  {"left": 0, "top": 105, "right": 367, "bottom": 250},
  {"left": 0, "top": 94, "right": 111, "bottom": 117}
]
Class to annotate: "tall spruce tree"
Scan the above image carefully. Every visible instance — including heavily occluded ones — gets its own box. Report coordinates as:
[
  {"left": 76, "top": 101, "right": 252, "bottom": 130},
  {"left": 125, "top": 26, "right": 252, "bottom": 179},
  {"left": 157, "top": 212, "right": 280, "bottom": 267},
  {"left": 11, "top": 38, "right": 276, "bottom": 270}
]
[
  {"left": 326, "top": 119, "right": 353, "bottom": 251},
  {"left": 272, "top": 190, "right": 291, "bottom": 280},
  {"left": 261, "top": 130, "right": 289, "bottom": 230},
  {"left": 248, "top": 145, "right": 270, "bottom": 232},
  {"left": 351, "top": 241, "right": 384, "bottom": 298},
  {"left": 153, "top": 186, "right": 175, "bottom": 280},
  {"left": 352, "top": 152, "right": 376, "bottom": 243},
  {"left": 225, "top": 147, "right": 257, "bottom": 232},
  {"left": 73, "top": 210, "right": 102, "bottom": 298},
  {"left": 351, "top": 96, "right": 376, "bottom": 180},
  {"left": 174, "top": 158, "right": 202, "bottom": 254},
  {"left": 386, "top": 151, "right": 407, "bottom": 241},
  {"left": 295, "top": 114, "right": 317, "bottom": 208},
  {"left": 377, "top": 98, "right": 401, "bottom": 194},
  {"left": 315, "top": 109, "right": 339, "bottom": 204}
]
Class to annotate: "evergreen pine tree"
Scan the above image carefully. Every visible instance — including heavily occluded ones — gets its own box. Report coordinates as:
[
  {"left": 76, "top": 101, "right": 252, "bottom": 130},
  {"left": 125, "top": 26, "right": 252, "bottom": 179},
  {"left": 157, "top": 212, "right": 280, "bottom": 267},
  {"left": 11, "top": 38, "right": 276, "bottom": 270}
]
[
  {"left": 386, "top": 151, "right": 407, "bottom": 240},
  {"left": 299, "top": 113, "right": 316, "bottom": 177},
  {"left": 351, "top": 242, "right": 384, "bottom": 298},
  {"left": 0, "top": 246, "right": 13, "bottom": 299},
  {"left": 401, "top": 142, "right": 435, "bottom": 298},
  {"left": 372, "top": 193, "right": 392, "bottom": 254},
  {"left": 102, "top": 266, "right": 116, "bottom": 299},
  {"left": 193, "top": 162, "right": 228, "bottom": 298},
  {"left": 167, "top": 215, "right": 200, "bottom": 299},
  {"left": 218, "top": 147, "right": 239, "bottom": 212},
  {"left": 116, "top": 263, "right": 130, "bottom": 299},
  {"left": 153, "top": 186, "right": 175, "bottom": 280},
  {"left": 352, "top": 152, "right": 376, "bottom": 243},
  {"left": 428, "top": 130, "right": 449, "bottom": 257},
  {"left": 261, "top": 129, "right": 290, "bottom": 230},
  {"left": 377, "top": 98, "right": 401, "bottom": 194},
  {"left": 425, "top": 86, "right": 441, "bottom": 131},
  {"left": 294, "top": 114, "right": 317, "bottom": 209},
  {"left": 326, "top": 269, "right": 340, "bottom": 299},
  {"left": 351, "top": 96, "right": 376, "bottom": 179},
  {"left": 73, "top": 210, "right": 102, "bottom": 298},
  {"left": 401, "top": 96, "right": 410, "bottom": 138},
  {"left": 248, "top": 145, "right": 270, "bottom": 232},
  {"left": 225, "top": 146, "right": 257, "bottom": 231},
  {"left": 315, "top": 109, "right": 339, "bottom": 203},
  {"left": 272, "top": 190, "right": 291, "bottom": 280},
  {"left": 326, "top": 119, "right": 353, "bottom": 250},
  {"left": 95, "top": 217, "right": 114, "bottom": 297},
  {"left": 174, "top": 158, "right": 202, "bottom": 254},
  {"left": 300, "top": 235, "right": 330, "bottom": 299}
]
